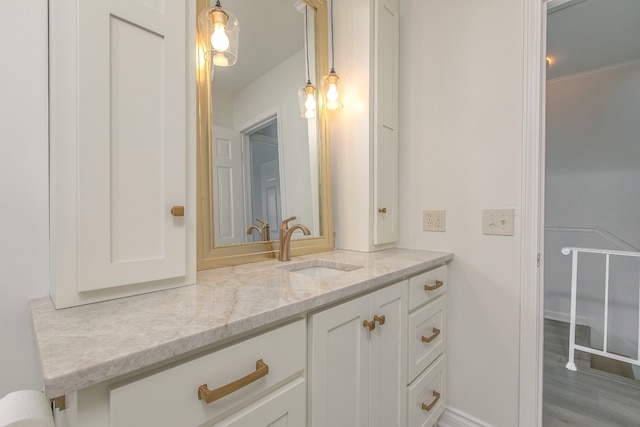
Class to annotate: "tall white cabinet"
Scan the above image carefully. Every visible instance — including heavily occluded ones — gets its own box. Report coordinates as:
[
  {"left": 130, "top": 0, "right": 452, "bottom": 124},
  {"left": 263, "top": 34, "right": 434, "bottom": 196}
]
[
  {"left": 332, "top": 0, "right": 399, "bottom": 252},
  {"left": 49, "top": 0, "right": 195, "bottom": 308}
]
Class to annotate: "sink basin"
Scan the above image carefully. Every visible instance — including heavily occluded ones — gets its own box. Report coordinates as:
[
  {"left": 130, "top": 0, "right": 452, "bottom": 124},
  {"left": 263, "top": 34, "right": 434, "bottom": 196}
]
[{"left": 277, "top": 259, "right": 362, "bottom": 278}]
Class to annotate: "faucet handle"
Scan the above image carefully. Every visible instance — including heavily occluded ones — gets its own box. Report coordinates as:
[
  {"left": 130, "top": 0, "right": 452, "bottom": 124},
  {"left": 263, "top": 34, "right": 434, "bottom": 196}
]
[
  {"left": 256, "top": 218, "right": 269, "bottom": 228},
  {"left": 281, "top": 216, "right": 297, "bottom": 228}
]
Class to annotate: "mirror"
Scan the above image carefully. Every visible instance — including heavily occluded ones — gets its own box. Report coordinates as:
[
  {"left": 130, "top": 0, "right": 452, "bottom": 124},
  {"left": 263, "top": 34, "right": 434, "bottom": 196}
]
[{"left": 196, "top": 0, "right": 333, "bottom": 269}]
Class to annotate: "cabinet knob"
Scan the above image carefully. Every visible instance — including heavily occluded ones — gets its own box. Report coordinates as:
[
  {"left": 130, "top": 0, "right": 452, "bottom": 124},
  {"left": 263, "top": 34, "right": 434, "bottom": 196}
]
[
  {"left": 424, "top": 279, "right": 444, "bottom": 292},
  {"left": 421, "top": 390, "right": 441, "bottom": 412},
  {"left": 363, "top": 320, "right": 376, "bottom": 331},
  {"left": 378, "top": 208, "right": 387, "bottom": 214},
  {"left": 374, "top": 315, "right": 385, "bottom": 326},
  {"left": 171, "top": 206, "right": 185, "bottom": 217}
]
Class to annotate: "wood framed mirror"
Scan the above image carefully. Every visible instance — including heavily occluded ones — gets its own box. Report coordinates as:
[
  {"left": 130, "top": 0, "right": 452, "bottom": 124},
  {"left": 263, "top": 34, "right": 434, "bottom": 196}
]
[{"left": 196, "top": 0, "right": 333, "bottom": 269}]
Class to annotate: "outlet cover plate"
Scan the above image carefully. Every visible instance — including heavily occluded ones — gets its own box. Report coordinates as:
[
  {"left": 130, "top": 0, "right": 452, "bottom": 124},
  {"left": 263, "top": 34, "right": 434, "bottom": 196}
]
[
  {"left": 482, "top": 209, "right": 515, "bottom": 236},
  {"left": 423, "top": 210, "right": 446, "bottom": 232}
]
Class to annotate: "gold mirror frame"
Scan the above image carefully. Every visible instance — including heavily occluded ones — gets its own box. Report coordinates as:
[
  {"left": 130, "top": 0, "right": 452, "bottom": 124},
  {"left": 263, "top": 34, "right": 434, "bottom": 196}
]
[{"left": 196, "top": 0, "right": 333, "bottom": 269}]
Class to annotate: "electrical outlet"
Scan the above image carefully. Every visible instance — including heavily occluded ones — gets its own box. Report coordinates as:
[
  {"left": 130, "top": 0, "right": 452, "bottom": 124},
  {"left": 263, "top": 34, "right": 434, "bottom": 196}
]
[
  {"left": 482, "top": 209, "right": 515, "bottom": 236},
  {"left": 423, "top": 210, "right": 446, "bottom": 232}
]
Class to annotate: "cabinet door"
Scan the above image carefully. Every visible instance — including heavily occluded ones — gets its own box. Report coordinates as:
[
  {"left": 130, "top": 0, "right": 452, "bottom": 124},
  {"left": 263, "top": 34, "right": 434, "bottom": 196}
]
[
  {"left": 373, "top": 0, "right": 399, "bottom": 246},
  {"left": 370, "top": 281, "right": 407, "bottom": 427},
  {"left": 76, "top": 0, "right": 186, "bottom": 291},
  {"left": 309, "top": 295, "right": 370, "bottom": 427},
  {"left": 49, "top": 0, "right": 190, "bottom": 301}
]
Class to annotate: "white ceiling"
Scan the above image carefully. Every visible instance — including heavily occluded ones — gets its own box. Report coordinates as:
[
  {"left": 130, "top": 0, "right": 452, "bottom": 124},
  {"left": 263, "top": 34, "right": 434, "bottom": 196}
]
[
  {"left": 210, "top": 0, "right": 305, "bottom": 95},
  {"left": 547, "top": 0, "right": 640, "bottom": 79}
]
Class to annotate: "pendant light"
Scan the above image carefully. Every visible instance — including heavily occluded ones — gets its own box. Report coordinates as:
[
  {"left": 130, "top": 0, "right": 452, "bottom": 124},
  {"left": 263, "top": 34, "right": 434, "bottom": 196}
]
[
  {"left": 322, "top": 0, "right": 343, "bottom": 111},
  {"left": 297, "top": 5, "right": 317, "bottom": 119},
  {"left": 198, "top": 0, "right": 239, "bottom": 67}
]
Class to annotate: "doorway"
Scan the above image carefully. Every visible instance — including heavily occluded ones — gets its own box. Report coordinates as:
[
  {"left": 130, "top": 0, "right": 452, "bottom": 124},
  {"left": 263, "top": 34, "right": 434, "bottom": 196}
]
[
  {"left": 520, "top": 1, "right": 640, "bottom": 425},
  {"left": 541, "top": 0, "right": 640, "bottom": 424}
]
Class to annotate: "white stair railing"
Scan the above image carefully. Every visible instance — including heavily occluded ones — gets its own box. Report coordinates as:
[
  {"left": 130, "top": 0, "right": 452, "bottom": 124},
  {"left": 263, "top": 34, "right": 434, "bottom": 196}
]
[{"left": 562, "top": 246, "right": 640, "bottom": 371}]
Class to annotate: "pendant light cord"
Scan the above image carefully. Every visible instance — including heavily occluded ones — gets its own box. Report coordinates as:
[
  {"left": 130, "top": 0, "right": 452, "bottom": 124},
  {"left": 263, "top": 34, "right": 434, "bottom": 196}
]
[
  {"left": 305, "top": 6, "right": 311, "bottom": 84},
  {"left": 330, "top": 0, "right": 335, "bottom": 73}
]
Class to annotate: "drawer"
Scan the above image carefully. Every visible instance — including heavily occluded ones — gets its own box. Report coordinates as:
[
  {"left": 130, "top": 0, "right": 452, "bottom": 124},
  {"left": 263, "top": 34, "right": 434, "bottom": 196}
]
[
  {"left": 407, "top": 354, "right": 447, "bottom": 427},
  {"left": 408, "top": 265, "right": 447, "bottom": 311},
  {"left": 212, "top": 377, "right": 306, "bottom": 427},
  {"left": 408, "top": 296, "right": 446, "bottom": 382},
  {"left": 109, "top": 319, "right": 306, "bottom": 427}
]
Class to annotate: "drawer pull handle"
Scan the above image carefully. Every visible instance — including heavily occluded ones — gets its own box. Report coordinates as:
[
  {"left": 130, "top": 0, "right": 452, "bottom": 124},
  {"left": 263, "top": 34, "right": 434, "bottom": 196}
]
[
  {"left": 421, "top": 390, "right": 441, "bottom": 411},
  {"left": 363, "top": 320, "right": 376, "bottom": 331},
  {"left": 421, "top": 327, "right": 441, "bottom": 343},
  {"left": 171, "top": 206, "right": 185, "bottom": 217},
  {"left": 374, "top": 315, "right": 385, "bottom": 326},
  {"left": 198, "top": 359, "right": 269, "bottom": 404},
  {"left": 424, "top": 280, "right": 444, "bottom": 292}
]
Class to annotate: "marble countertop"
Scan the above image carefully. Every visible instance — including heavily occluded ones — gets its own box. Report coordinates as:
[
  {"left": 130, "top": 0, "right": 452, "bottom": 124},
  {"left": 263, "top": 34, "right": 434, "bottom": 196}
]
[{"left": 30, "top": 248, "right": 452, "bottom": 398}]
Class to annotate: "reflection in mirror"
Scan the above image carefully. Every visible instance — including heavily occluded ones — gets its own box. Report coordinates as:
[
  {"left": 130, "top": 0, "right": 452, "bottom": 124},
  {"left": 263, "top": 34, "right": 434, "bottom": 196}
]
[{"left": 197, "top": 0, "right": 333, "bottom": 269}]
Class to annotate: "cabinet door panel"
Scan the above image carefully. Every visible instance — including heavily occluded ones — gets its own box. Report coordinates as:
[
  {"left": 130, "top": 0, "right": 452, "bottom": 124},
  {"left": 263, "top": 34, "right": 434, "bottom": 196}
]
[
  {"left": 370, "top": 281, "right": 407, "bottom": 427},
  {"left": 77, "top": 0, "right": 186, "bottom": 291},
  {"left": 373, "top": 0, "right": 399, "bottom": 246},
  {"left": 309, "top": 296, "right": 370, "bottom": 427},
  {"left": 408, "top": 296, "right": 446, "bottom": 382},
  {"left": 407, "top": 354, "right": 447, "bottom": 427}
]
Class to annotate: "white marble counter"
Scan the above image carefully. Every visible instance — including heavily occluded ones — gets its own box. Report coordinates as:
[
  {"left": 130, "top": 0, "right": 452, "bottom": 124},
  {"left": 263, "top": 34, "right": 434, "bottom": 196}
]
[{"left": 30, "top": 248, "right": 452, "bottom": 399}]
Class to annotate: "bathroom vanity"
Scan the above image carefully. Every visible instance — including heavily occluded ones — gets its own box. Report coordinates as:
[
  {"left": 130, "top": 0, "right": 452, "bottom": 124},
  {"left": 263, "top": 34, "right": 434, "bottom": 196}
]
[{"left": 31, "top": 249, "right": 451, "bottom": 427}]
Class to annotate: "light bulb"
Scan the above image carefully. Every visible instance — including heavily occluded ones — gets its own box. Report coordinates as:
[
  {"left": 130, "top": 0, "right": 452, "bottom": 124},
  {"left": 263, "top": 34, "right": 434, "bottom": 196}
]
[
  {"left": 326, "top": 83, "right": 339, "bottom": 110},
  {"left": 213, "top": 52, "right": 229, "bottom": 67},
  {"left": 324, "top": 71, "right": 341, "bottom": 111},
  {"left": 304, "top": 92, "right": 316, "bottom": 118},
  {"left": 211, "top": 23, "right": 230, "bottom": 52}
]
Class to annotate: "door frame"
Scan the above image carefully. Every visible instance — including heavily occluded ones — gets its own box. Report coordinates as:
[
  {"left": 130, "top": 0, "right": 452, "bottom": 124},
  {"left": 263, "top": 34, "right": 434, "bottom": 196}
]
[{"left": 520, "top": 0, "right": 549, "bottom": 425}]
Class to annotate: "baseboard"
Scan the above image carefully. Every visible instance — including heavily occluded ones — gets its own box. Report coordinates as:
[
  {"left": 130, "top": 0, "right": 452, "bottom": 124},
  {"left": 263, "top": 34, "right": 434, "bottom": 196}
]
[
  {"left": 437, "top": 406, "right": 493, "bottom": 427},
  {"left": 543, "top": 310, "right": 591, "bottom": 327}
]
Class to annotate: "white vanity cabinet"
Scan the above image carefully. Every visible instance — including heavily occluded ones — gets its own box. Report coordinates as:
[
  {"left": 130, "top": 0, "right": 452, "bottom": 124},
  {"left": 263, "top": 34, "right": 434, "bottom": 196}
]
[
  {"left": 48, "top": 0, "right": 195, "bottom": 308},
  {"left": 332, "top": 0, "right": 399, "bottom": 252},
  {"left": 406, "top": 266, "right": 448, "bottom": 427},
  {"left": 308, "top": 281, "right": 408, "bottom": 426}
]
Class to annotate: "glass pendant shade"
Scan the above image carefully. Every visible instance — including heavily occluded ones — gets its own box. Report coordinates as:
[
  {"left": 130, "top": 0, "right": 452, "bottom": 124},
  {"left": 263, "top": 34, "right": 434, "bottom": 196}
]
[
  {"left": 297, "top": 82, "right": 317, "bottom": 119},
  {"left": 322, "top": 69, "right": 343, "bottom": 111},
  {"left": 198, "top": 1, "right": 239, "bottom": 67}
]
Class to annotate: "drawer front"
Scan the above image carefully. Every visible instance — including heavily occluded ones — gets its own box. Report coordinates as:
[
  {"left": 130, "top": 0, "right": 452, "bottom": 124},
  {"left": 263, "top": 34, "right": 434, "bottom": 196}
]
[
  {"left": 212, "top": 377, "right": 306, "bottom": 427},
  {"left": 407, "top": 354, "right": 447, "bottom": 427},
  {"left": 408, "top": 296, "right": 446, "bottom": 382},
  {"left": 109, "top": 319, "right": 306, "bottom": 427},
  {"left": 408, "top": 265, "right": 447, "bottom": 311}
]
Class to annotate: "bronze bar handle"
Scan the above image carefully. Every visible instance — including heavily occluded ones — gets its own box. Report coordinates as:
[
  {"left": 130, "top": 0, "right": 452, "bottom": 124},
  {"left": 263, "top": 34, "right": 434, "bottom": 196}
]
[
  {"left": 363, "top": 320, "right": 376, "bottom": 331},
  {"left": 424, "top": 280, "right": 444, "bottom": 292},
  {"left": 421, "top": 327, "right": 441, "bottom": 343},
  {"left": 198, "top": 359, "right": 269, "bottom": 404},
  {"left": 378, "top": 208, "right": 387, "bottom": 213},
  {"left": 171, "top": 206, "right": 185, "bottom": 217},
  {"left": 421, "top": 390, "right": 441, "bottom": 411},
  {"left": 374, "top": 315, "right": 386, "bottom": 326}
]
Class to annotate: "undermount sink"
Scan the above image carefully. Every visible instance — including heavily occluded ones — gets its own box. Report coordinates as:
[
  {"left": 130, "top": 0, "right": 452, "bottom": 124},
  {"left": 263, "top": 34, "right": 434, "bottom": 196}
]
[{"left": 277, "top": 259, "right": 363, "bottom": 278}]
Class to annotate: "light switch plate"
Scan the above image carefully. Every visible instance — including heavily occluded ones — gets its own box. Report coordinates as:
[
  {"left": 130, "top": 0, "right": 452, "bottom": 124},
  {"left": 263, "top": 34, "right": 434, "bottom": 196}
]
[
  {"left": 482, "top": 209, "right": 515, "bottom": 236},
  {"left": 423, "top": 210, "right": 446, "bottom": 232}
]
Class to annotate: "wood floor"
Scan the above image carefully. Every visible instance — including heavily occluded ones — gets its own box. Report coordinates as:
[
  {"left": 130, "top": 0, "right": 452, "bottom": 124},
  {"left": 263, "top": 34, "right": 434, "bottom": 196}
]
[{"left": 543, "top": 319, "right": 640, "bottom": 426}]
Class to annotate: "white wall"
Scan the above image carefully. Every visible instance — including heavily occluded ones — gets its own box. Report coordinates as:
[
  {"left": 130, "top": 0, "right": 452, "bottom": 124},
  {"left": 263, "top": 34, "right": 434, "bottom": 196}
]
[
  {"left": 545, "top": 60, "right": 640, "bottom": 355},
  {"left": 397, "top": 0, "right": 524, "bottom": 425},
  {"left": 0, "top": 1, "right": 49, "bottom": 396}
]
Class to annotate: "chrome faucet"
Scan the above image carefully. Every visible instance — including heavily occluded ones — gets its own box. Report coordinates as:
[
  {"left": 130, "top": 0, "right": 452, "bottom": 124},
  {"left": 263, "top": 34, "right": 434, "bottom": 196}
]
[
  {"left": 279, "top": 216, "right": 311, "bottom": 261},
  {"left": 246, "top": 218, "right": 271, "bottom": 241}
]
